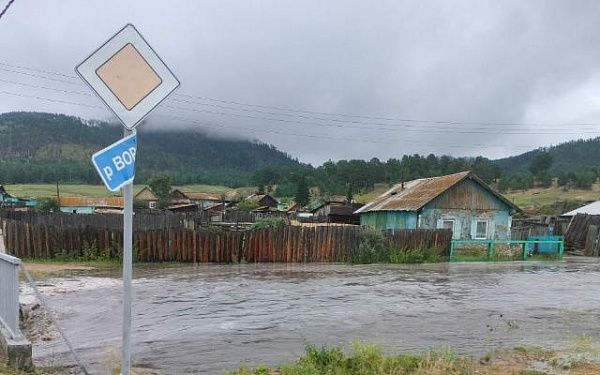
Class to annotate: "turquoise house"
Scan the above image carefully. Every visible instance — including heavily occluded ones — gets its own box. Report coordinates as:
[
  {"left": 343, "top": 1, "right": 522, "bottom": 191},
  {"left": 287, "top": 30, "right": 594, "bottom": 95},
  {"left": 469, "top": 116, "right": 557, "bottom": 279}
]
[{"left": 355, "top": 171, "right": 520, "bottom": 240}]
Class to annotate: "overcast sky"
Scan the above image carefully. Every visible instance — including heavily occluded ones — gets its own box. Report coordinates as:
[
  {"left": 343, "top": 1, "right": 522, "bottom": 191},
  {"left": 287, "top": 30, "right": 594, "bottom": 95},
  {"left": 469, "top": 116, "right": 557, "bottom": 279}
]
[{"left": 2, "top": 0, "right": 600, "bottom": 165}]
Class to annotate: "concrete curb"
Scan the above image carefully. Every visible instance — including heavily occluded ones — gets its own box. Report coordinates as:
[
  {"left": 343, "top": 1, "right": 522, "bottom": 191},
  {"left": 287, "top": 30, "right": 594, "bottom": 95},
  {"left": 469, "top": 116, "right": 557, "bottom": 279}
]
[{"left": 0, "top": 324, "right": 33, "bottom": 372}]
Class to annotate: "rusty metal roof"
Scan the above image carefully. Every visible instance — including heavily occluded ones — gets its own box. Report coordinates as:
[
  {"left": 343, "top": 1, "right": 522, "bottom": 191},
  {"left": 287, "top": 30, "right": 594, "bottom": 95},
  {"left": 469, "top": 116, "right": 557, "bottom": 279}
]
[
  {"left": 181, "top": 192, "right": 223, "bottom": 201},
  {"left": 59, "top": 196, "right": 124, "bottom": 208},
  {"left": 355, "top": 171, "right": 520, "bottom": 214}
]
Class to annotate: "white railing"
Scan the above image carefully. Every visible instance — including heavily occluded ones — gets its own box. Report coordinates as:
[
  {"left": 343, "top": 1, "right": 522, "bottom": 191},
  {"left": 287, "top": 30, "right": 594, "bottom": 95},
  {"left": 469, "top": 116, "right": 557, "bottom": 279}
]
[{"left": 0, "top": 253, "right": 23, "bottom": 340}]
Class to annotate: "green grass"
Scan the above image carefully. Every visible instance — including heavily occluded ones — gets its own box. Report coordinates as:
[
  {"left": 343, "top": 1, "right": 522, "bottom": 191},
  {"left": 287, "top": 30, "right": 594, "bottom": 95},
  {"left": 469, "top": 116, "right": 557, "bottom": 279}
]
[
  {"left": 232, "top": 344, "right": 474, "bottom": 375},
  {"left": 4, "top": 184, "right": 253, "bottom": 199},
  {"left": 505, "top": 184, "right": 600, "bottom": 214},
  {"left": 6, "top": 184, "right": 124, "bottom": 198}
]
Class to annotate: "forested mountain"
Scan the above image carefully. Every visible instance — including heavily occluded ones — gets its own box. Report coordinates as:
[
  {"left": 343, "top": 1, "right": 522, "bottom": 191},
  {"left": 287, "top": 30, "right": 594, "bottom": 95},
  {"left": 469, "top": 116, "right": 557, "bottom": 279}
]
[
  {"left": 0, "top": 112, "right": 300, "bottom": 186},
  {"left": 3, "top": 111, "right": 600, "bottom": 196},
  {"left": 495, "top": 138, "right": 600, "bottom": 174}
]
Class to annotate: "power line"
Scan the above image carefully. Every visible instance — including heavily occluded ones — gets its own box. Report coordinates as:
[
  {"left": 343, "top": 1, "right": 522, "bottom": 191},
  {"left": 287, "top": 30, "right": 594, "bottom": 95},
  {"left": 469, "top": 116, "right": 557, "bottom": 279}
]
[
  {"left": 3, "top": 74, "right": 600, "bottom": 137},
  {"left": 1, "top": 60, "right": 600, "bottom": 130},
  {"left": 0, "top": 90, "right": 104, "bottom": 109},
  {"left": 0, "top": 78, "right": 93, "bottom": 96},
  {"left": 0, "top": 67, "right": 83, "bottom": 86},
  {"left": 164, "top": 101, "right": 600, "bottom": 136},
  {"left": 0, "top": 88, "right": 535, "bottom": 151},
  {"left": 0, "top": 75, "right": 583, "bottom": 135},
  {"left": 0, "top": 0, "right": 15, "bottom": 20}
]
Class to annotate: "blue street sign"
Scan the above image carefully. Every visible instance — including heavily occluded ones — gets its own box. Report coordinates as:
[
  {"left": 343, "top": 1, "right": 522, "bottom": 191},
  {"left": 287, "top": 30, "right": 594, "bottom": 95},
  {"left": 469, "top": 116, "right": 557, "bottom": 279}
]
[{"left": 92, "top": 132, "right": 137, "bottom": 192}]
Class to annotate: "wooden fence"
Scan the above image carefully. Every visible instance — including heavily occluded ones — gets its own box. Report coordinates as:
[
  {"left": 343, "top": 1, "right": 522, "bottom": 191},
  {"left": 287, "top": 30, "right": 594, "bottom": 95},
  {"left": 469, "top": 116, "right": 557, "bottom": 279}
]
[
  {"left": 1, "top": 218, "right": 451, "bottom": 263},
  {"left": 565, "top": 214, "right": 600, "bottom": 254},
  {"left": 0, "top": 210, "right": 259, "bottom": 230}
]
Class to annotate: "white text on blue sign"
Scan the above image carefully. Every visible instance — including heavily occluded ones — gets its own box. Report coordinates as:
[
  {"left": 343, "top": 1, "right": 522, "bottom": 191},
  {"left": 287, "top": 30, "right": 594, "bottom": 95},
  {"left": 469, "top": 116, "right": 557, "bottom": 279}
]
[{"left": 92, "top": 132, "right": 137, "bottom": 192}]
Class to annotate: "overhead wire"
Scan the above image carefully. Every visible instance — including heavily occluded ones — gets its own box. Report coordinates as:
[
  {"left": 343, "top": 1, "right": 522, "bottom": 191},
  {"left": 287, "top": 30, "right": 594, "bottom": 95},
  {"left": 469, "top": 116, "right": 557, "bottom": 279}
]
[
  {"left": 1, "top": 60, "right": 599, "bottom": 130},
  {"left": 0, "top": 87, "right": 535, "bottom": 151},
  {"left": 1, "top": 72, "right": 598, "bottom": 136},
  {"left": 0, "top": 0, "right": 15, "bottom": 20}
]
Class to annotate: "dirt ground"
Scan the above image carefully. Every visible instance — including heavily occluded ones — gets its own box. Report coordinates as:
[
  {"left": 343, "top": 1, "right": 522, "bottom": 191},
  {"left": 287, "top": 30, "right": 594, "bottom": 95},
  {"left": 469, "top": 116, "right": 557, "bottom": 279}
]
[{"left": 23, "top": 263, "right": 96, "bottom": 274}]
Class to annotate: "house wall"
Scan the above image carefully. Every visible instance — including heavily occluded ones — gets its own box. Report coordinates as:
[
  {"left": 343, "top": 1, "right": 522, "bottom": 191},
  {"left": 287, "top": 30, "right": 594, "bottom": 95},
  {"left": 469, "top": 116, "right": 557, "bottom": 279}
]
[
  {"left": 418, "top": 208, "right": 511, "bottom": 240},
  {"left": 136, "top": 189, "right": 158, "bottom": 201},
  {"left": 194, "top": 199, "right": 220, "bottom": 209},
  {"left": 313, "top": 205, "right": 331, "bottom": 218},
  {"left": 360, "top": 211, "right": 417, "bottom": 230},
  {"left": 59, "top": 206, "right": 94, "bottom": 214},
  {"left": 419, "top": 179, "right": 513, "bottom": 240}
]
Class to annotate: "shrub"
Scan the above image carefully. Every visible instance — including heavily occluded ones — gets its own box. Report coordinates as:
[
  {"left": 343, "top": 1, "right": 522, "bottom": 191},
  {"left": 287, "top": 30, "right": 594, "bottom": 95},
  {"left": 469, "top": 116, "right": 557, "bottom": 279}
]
[
  {"left": 348, "top": 228, "right": 443, "bottom": 264},
  {"left": 348, "top": 228, "right": 388, "bottom": 264},
  {"left": 251, "top": 217, "right": 287, "bottom": 231},
  {"left": 237, "top": 199, "right": 260, "bottom": 211},
  {"left": 37, "top": 198, "right": 60, "bottom": 213}
]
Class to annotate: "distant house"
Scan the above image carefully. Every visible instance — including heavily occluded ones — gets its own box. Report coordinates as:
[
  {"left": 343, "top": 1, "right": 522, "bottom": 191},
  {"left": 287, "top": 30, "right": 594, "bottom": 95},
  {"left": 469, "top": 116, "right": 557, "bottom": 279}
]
[
  {"left": 561, "top": 201, "right": 600, "bottom": 217},
  {"left": 355, "top": 171, "right": 520, "bottom": 240},
  {"left": 167, "top": 203, "right": 201, "bottom": 213},
  {"left": 58, "top": 196, "right": 123, "bottom": 214},
  {"left": 135, "top": 186, "right": 159, "bottom": 209},
  {"left": 246, "top": 194, "right": 279, "bottom": 209},
  {"left": 0, "top": 185, "right": 37, "bottom": 208},
  {"left": 170, "top": 189, "right": 225, "bottom": 208},
  {"left": 312, "top": 199, "right": 363, "bottom": 225},
  {"left": 0, "top": 185, "right": 19, "bottom": 206}
]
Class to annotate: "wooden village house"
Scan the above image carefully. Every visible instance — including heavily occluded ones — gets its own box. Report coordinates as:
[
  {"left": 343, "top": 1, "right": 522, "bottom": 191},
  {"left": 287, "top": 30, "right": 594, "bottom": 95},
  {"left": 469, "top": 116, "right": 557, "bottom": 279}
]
[
  {"left": 246, "top": 194, "right": 279, "bottom": 209},
  {"left": 0, "top": 185, "right": 37, "bottom": 208},
  {"left": 58, "top": 197, "right": 124, "bottom": 214},
  {"left": 311, "top": 197, "right": 363, "bottom": 225},
  {"left": 135, "top": 186, "right": 159, "bottom": 209},
  {"left": 170, "top": 190, "right": 226, "bottom": 209},
  {"left": 355, "top": 171, "right": 520, "bottom": 240}
]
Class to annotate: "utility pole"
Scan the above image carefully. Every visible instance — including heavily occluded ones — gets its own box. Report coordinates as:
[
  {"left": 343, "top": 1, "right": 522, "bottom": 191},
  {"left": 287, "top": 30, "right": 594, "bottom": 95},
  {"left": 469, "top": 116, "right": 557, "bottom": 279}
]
[{"left": 55, "top": 180, "right": 60, "bottom": 209}]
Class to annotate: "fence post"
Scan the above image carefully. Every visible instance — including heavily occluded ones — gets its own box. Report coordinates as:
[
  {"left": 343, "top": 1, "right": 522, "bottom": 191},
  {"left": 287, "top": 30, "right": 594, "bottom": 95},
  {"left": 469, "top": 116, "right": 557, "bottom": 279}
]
[
  {"left": 449, "top": 240, "right": 454, "bottom": 261},
  {"left": 487, "top": 241, "right": 494, "bottom": 259},
  {"left": 522, "top": 242, "right": 527, "bottom": 260},
  {"left": 0, "top": 253, "right": 33, "bottom": 371},
  {"left": 559, "top": 239, "right": 564, "bottom": 260}
]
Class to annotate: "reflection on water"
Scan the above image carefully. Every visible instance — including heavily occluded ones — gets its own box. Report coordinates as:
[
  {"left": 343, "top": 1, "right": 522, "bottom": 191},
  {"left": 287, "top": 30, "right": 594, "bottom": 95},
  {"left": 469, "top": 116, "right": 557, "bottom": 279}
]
[{"left": 31, "top": 258, "right": 600, "bottom": 373}]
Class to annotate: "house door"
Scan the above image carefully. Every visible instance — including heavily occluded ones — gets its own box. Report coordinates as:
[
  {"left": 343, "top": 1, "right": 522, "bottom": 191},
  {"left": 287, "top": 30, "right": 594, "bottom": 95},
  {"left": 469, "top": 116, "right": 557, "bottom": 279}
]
[{"left": 438, "top": 218, "right": 461, "bottom": 239}]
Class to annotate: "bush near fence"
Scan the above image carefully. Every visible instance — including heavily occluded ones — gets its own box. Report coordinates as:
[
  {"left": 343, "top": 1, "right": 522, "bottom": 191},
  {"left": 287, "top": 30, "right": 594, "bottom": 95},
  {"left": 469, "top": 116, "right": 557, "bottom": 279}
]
[{"left": 0, "top": 214, "right": 451, "bottom": 263}]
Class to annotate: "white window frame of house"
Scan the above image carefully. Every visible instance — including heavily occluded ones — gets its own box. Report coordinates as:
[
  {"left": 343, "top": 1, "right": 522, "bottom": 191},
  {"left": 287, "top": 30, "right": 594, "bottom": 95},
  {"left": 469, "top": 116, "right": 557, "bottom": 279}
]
[
  {"left": 442, "top": 219, "right": 455, "bottom": 232},
  {"left": 149, "top": 201, "right": 157, "bottom": 209},
  {"left": 438, "top": 217, "right": 460, "bottom": 239},
  {"left": 474, "top": 220, "right": 489, "bottom": 240}
]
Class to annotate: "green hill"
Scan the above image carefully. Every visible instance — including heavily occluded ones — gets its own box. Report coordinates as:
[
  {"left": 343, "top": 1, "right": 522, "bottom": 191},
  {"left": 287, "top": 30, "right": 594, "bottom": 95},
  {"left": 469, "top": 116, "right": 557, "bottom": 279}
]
[
  {"left": 494, "top": 138, "right": 600, "bottom": 174},
  {"left": 0, "top": 112, "right": 301, "bottom": 186}
]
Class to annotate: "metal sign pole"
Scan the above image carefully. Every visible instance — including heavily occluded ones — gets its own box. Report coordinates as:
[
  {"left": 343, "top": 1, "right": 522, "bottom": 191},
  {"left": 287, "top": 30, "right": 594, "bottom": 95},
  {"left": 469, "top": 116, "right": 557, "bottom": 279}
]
[
  {"left": 76, "top": 24, "right": 179, "bottom": 375},
  {"left": 122, "top": 128, "right": 133, "bottom": 375}
]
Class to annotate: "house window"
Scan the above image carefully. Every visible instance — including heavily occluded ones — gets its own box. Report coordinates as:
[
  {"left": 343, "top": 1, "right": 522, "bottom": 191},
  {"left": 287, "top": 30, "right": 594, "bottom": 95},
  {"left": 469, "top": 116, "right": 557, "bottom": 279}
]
[
  {"left": 475, "top": 220, "right": 488, "bottom": 239},
  {"left": 442, "top": 219, "right": 455, "bottom": 231},
  {"left": 149, "top": 201, "right": 157, "bottom": 209}
]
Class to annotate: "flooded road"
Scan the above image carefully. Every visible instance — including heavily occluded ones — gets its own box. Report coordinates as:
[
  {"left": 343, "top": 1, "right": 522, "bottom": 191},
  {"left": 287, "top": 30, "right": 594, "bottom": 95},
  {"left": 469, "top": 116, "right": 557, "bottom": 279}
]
[{"left": 29, "top": 258, "right": 600, "bottom": 374}]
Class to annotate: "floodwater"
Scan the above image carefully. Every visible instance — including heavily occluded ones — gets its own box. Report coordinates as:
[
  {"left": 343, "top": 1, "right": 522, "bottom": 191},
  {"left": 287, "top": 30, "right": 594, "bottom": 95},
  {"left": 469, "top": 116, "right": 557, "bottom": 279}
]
[{"left": 28, "top": 258, "right": 600, "bottom": 374}]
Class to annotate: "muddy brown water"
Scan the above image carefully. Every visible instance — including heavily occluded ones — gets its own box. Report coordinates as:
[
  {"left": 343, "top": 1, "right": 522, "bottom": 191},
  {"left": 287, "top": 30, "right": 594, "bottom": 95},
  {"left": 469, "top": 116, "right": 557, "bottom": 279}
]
[{"left": 27, "top": 257, "right": 600, "bottom": 374}]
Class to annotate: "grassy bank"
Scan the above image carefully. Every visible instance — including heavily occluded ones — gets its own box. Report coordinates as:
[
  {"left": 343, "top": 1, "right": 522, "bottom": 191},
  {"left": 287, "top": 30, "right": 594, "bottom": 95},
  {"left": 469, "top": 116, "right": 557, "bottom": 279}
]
[{"left": 233, "top": 343, "right": 600, "bottom": 375}]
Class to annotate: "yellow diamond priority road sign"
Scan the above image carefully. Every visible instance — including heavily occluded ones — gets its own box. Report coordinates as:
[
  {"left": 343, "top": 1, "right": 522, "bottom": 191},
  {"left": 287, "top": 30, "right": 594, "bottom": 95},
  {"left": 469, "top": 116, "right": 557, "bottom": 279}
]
[{"left": 76, "top": 24, "right": 179, "bottom": 129}]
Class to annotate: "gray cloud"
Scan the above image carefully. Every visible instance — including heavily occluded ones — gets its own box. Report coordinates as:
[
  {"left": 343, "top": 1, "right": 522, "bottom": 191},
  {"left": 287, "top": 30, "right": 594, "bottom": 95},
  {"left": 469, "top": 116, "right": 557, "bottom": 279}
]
[{"left": 2, "top": 0, "right": 600, "bottom": 165}]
